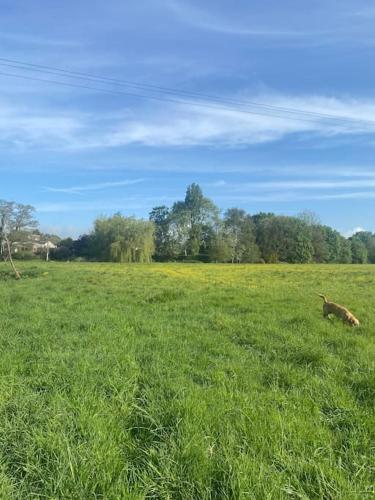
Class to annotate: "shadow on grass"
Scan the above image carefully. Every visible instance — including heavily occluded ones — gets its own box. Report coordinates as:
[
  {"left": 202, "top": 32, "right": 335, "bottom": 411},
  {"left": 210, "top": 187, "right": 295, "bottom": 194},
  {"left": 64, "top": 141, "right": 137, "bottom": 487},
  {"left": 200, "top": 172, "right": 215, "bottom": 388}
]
[
  {"left": 0, "top": 267, "right": 47, "bottom": 281},
  {"left": 146, "top": 289, "right": 186, "bottom": 304}
]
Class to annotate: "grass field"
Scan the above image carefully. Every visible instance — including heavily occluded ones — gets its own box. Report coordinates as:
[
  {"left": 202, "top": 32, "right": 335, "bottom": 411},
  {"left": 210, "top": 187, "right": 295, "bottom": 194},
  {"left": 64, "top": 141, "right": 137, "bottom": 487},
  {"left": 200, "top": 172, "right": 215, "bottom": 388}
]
[{"left": 0, "top": 262, "right": 374, "bottom": 499}]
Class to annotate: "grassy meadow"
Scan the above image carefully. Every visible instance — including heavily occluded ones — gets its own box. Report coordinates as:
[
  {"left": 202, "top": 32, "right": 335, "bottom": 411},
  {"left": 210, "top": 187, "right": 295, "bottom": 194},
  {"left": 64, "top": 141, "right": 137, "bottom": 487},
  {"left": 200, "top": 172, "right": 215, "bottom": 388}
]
[{"left": 0, "top": 261, "right": 374, "bottom": 499}]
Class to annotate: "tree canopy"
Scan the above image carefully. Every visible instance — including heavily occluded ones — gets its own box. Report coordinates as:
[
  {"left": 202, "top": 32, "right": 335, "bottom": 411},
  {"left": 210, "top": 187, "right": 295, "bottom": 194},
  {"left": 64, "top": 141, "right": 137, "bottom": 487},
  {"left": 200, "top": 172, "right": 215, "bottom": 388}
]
[
  {"left": 4, "top": 186, "right": 375, "bottom": 266},
  {"left": 0, "top": 201, "right": 38, "bottom": 277}
]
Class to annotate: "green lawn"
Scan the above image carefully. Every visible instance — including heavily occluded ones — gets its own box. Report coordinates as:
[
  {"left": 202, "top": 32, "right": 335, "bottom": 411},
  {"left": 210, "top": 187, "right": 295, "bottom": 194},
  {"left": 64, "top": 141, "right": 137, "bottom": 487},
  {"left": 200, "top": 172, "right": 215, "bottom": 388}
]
[{"left": 0, "top": 262, "right": 374, "bottom": 499}]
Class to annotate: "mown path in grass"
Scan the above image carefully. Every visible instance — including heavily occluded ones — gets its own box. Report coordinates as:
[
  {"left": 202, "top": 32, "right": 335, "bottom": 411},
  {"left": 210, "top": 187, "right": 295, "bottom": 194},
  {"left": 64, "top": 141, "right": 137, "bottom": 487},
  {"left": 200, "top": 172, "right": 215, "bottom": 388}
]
[{"left": 0, "top": 262, "right": 374, "bottom": 499}]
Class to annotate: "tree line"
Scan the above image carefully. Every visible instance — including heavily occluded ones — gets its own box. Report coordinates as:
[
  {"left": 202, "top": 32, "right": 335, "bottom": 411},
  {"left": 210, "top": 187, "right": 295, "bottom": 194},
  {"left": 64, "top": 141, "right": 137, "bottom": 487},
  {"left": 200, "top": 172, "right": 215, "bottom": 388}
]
[{"left": 50, "top": 184, "right": 375, "bottom": 264}]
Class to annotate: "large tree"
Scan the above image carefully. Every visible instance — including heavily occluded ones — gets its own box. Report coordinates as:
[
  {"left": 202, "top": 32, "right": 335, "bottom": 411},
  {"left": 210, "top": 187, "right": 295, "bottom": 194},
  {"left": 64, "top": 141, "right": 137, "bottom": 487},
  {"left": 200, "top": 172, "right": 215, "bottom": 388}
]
[
  {"left": 240, "top": 215, "right": 260, "bottom": 263},
  {"left": 352, "top": 231, "right": 375, "bottom": 263},
  {"left": 93, "top": 214, "right": 155, "bottom": 263},
  {"left": 224, "top": 208, "right": 246, "bottom": 263},
  {"left": 170, "top": 184, "right": 219, "bottom": 258},
  {"left": 322, "top": 226, "right": 344, "bottom": 263},
  {"left": 0, "top": 201, "right": 38, "bottom": 278},
  {"left": 350, "top": 236, "right": 368, "bottom": 264},
  {"left": 224, "top": 209, "right": 259, "bottom": 263},
  {"left": 257, "top": 216, "right": 313, "bottom": 263},
  {"left": 339, "top": 238, "right": 352, "bottom": 264},
  {"left": 149, "top": 206, "right": 181, "bottom": 261},
  {"left": 207, "top": 232, "right": 232, "bottom": 263},
  {"left": 310, "top": 225, "right": 330, "bottom": 263}
]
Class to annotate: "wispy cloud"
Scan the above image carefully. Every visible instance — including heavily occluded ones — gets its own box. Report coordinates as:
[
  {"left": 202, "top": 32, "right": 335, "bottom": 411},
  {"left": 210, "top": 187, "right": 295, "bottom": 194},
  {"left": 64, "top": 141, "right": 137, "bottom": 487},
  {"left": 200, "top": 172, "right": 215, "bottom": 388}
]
[
  {"left": 35, "top": 195, "right": 176, "bottom": 213},
  {"left": 43, "top": 178, "right": 145, "bottom": 195},
  {"left": 0, "top": 102, "right": 85, "bottom": 149},
  {"left": 213, "top": 171, "right": 375, "bottom": 204},
  {"left": 163, "top": 0, "right": 375, "bottom": 48},
  {"left": 216, "top": 179, "right": 375, "bottom": 192},
  {"left": 163, "top": 0, "right": 327, "bottom": 39},
  {"left": 2, "top": 92, "right": 375, "bottom": 151},
  {"left": 94, "top": 95, "right": 375, "bottom": 148},
  {"left": 35, "top": 200, "right": 145, "bottom": 213},
  {"left": 215, "top": 191, "right": 375, "bottom": 203}
]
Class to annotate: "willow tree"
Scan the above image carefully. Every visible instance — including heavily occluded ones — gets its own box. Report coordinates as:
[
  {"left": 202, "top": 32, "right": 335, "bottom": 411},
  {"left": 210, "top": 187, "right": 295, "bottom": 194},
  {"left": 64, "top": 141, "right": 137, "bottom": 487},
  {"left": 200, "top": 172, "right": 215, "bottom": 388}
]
[{"left": 93, "top": 214, "right": 155, "bottom": 263}]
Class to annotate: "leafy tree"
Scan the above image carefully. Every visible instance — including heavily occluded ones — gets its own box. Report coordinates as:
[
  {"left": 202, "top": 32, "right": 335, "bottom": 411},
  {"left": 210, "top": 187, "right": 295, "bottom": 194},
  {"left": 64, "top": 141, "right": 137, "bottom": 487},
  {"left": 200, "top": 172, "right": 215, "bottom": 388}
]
[
  {"left": 93, "top": 214, "right": 155, "bottom": 263},
  {"left": 13, "top": 204, "right": 38, "bottom": 232},
  {"left": 168, "top": 202, "right": 191, "bottom": 258},
  {"left": 256, "top": 216, "right": 280, "bottom": 263},
  {"left": 207, "top": 232, "right": 232, "bottom": 262},
  {"left": 252, "top": 212, "right": 275, "bottom": 228},
  {"left": 149, "top": 206, "right": 179, "bottom": 260},
  {"left": 310, "top": 225, "right": 329, "bottom": 263},
  {"left": 51, "top": 238, "right": 75, "bottom": 261},
  {"left": 223, "top": 209, "right": 260, "bottom": 263},
  {"left": 322, "top": 226, "right": 344, "bottom": 263},
  {"left": 338, "top": 238, "right": 352, "bottom": 264},
  {"left": 240, "top": 215, "right": 260, "bottom": 263},
  {"left": 350, "top": 236, "right": 368, "bottom": 264},
  {"left": 298, "top": 210, "right": 321, "bottom": 227},
  {"left": 352, "top": 231, "right": 375, "bottom": 263},
  {"left": 73, "top": 234, "right": 96, "bottom": 260},
  {"left": 171, "top": 184, "right": 219, "bottom": 258},
  {"left": 0, "top": 201, "right": 37, "bottom": 278},
  {"left": 291, "top": 227, "right": 314, "bottom": 263},
  {"left": 224, "top": 208, "right": 246, "bottom": 263},
  {"left": 257, "top": 216, "right": 313, "bottom": 263}
]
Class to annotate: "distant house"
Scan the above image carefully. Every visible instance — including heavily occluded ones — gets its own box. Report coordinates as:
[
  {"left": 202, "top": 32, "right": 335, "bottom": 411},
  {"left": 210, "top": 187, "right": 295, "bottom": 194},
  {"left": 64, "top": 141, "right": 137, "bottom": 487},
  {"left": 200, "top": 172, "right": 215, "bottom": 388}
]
[{"left": 11, "top": 233, "right": 57, "bottom": 255}]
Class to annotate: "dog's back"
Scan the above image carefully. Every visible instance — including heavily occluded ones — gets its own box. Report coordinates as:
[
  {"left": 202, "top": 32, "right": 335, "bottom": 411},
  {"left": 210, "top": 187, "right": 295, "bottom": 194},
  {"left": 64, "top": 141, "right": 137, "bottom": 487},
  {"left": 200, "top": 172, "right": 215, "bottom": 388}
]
[{"left": 318, "top": 294, "right": 360, "bottom": 327}]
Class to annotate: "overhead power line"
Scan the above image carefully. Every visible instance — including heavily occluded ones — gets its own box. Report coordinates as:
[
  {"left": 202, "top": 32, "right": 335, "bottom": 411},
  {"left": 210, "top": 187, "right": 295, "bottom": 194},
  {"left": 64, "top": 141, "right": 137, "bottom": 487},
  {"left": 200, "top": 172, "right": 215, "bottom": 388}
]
[
  {"left": 0, "top": 56, "right": 369, "bottom": 125},
  {"left": 0, "top": 70, "right": 319, "bottom": 124},
  {"left": 0, "top": 56, "right": 353, "bottom": 122},
  {"left": 0, "top": 56, "right": 374, "bottom": 130}
]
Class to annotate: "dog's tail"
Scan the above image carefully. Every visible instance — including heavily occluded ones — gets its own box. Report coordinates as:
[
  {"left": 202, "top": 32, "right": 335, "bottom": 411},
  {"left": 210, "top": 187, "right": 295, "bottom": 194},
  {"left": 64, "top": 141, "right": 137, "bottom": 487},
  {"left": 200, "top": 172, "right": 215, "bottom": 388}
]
[{"left": 318, "top": 293, "right": 328, "bottom": 303}]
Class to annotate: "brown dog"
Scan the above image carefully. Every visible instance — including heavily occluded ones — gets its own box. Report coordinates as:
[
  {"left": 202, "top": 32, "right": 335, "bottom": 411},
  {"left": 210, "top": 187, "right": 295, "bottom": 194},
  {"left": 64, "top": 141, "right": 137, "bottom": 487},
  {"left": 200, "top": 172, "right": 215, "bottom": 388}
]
[{"left": 318, "top": 294, "right": 360, "bottom": 326}]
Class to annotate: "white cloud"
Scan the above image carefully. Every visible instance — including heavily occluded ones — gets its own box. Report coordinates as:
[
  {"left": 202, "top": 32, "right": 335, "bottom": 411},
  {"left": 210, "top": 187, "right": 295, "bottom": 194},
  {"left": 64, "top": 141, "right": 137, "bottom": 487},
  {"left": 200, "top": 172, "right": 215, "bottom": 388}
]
[
  {"left": 213, "top": 180, "right": 227, "bottom": 187},
  {"left": 43, "top": 178, "right": 145, "bottom": 195},
  {"left": 35, "top": 196, "right": 177, "bottom": 214},
  {"left": 36, "top": 200, "right": 145, "bottom": 213},
  {"left": 217, "top": 179, "right": 375, "bottom": 192},
  {"left": 162, "top": 0, "right": 372, "bottom": 46},
  {"left": 215, "top": 191, "right": 375, "bottom": 203},
  {"left": 164, "top": 0, "right": 308, "bottom": 38},
  {"left": 2, "top": 92, "right": 375, "bottom": 151},
  {"left": 0, "top": 102, "right": 85, "bottom": 149},
  {"left": 88, "top": 96, "right": 375, "bottom": 149},
  {"left": 342, "top": 226, "right": 367, "bottom": 238}
]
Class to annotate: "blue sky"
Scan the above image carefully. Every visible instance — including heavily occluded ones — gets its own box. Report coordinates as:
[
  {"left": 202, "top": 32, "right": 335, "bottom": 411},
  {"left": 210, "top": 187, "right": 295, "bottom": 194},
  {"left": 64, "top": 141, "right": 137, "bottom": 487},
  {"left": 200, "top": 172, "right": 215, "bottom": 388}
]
[{"left": 1, "top": 0, "right": 375, "bottom": 237}]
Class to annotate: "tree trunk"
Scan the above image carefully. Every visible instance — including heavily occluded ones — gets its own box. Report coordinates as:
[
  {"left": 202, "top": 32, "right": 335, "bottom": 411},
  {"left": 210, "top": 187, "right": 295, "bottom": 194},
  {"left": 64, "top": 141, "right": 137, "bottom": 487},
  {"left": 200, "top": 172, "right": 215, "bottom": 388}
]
[{"left": 4, "top": 237, "right": 21, "bottom": 279}]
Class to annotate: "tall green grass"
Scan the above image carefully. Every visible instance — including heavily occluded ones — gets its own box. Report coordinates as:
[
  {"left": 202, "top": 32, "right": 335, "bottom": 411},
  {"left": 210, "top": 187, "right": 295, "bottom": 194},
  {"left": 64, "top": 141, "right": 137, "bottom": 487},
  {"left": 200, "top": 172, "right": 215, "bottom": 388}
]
[{"left": 0, "top": 262, "right": 374, "bottom": 498}]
